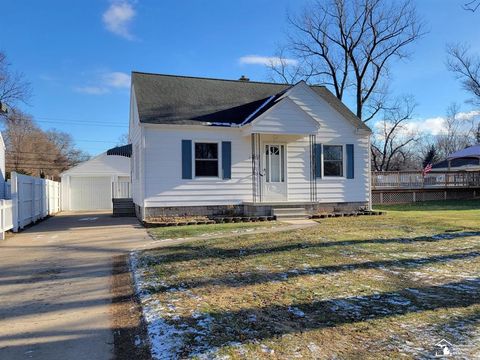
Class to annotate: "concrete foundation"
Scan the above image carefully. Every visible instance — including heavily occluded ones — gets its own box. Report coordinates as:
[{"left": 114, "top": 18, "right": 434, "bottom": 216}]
[{"left": 138, "top": 201, "right": 369, "bottom": 220}]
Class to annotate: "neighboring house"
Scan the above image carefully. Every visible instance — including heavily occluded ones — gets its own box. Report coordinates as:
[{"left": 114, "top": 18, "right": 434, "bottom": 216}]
[
  {"left": 61, "top": 146, "right": 131, "bottom": 211},
  {"left": 129, "top": 72, "right": 372, "bottom": 219},
  {"left": 0, "top": 132, "right": 5, "bottom": 199},
  {"left": 432, "top": 144, "right": 480, "bottom": 172}
]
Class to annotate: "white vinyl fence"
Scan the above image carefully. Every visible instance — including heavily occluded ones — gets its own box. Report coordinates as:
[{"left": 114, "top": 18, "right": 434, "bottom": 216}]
[
  {"left": 113, "top": 180, "right": 131, "bottom": 198},
  {"left": 0, "top": 199, "right": 13, "bottom": 240},
  {"left": 1, "top": 172, "right": 61, "bottom": 237}
]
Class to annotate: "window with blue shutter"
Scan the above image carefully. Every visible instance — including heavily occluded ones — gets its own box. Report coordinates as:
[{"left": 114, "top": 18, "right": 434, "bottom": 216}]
[
  {"left": 315, "top": 143, "right": 322, "bottom": 178},
  {"left": 181, "top": 140, "right": 192, "bottom": 179},
  {"left": 346, "top": 144, "right": 354, "bottom": 179},
  {"left": 221, "top": 141, "right": 232, "bottom": 180}
]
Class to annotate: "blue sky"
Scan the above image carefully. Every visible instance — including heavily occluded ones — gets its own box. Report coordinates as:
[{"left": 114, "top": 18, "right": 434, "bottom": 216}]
[{"left": 1, "top": 0, "right": 479, "bottom": 155}]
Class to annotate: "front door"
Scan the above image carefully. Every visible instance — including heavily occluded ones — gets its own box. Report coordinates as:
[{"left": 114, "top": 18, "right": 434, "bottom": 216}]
[{"left": 263, "top": 144, "right": 287, "bottom": 201}]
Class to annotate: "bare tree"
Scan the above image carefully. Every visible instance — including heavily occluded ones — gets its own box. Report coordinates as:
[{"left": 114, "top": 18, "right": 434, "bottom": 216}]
[
  {"left": 463, "top": 0, "right": 480, "bottom": 11},
  {"left": 116, "top": 133, "right": 129, "bottom": 146},
  {"left": 371, "top": 96, "right": 418, "bottom": 171},
  {"left": 46, "top": 130, "right": 90, "bottom": 169},
  {"left": 447, "top": 44, "right": 480, "bottom": 105},
  {"left": 273, "top": 0, "right": 424, "bottom": 121},
  {"left": 3, "top": 111, "right": 89, "bottom": 178},
  {"left": 435, "top": 103, "right": 477, "bottom": 157},
  {"left": 267, "top": 47, "right": 315, "bottom": 84},
  {"left": 0, "top": 52, "right": 31, "bottom": 111}
]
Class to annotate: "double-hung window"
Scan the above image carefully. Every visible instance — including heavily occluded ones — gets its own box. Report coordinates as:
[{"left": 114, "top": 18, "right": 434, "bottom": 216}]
[
  {"left": 195, "top": 142, "right": 218, "bottom": 177},
  {"left": 323, "top": 145, "right": 343, "bottom": 177}
]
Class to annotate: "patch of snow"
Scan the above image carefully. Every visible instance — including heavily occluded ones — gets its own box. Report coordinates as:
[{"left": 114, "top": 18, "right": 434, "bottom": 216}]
[
  {"left": 134, "top": 335, "right": 142, "bottom": 346},
  {"left": 260, "top": 344, "right": 275, "bottom": 355},
  {"left": 387, "top": 296, "right": 411, "bottom": 306},
  {"left": 288, "top": 306, "right": 305, "bottom": 318},
  {"left": 130, "top": 251, "right": 185, "bottom": 360}
]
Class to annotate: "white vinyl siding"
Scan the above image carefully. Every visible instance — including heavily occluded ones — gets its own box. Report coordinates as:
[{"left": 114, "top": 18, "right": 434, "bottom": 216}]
[
  {"left": 129, "top": 86, "right": 144, "bottom": 206},
  {"left": 248, "top": 97, "right": 319, "bottom": 135},
  {"left": 287, "top": 83, "right": 370, "bottom": 203},
  {"left": 143, "top": 126, "right": 252, "bottom": 207}
]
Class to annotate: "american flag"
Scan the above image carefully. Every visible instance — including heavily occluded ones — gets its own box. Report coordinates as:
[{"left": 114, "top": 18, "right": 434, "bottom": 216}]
[{"left": 422, "top": 163, "right": 433, "bottom": 176}]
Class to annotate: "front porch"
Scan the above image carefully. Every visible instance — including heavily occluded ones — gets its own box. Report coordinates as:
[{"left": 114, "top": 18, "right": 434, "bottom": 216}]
[{"left": 249, "top": 132, "right": 319, "bottom": 204}]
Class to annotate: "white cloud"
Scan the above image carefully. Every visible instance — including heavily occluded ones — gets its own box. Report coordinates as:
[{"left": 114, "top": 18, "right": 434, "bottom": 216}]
[
  {"left": 74, "top": 71, "right": 130, "bottom": 95},
  {"left": 456, "top": 109, "right": 480, "bottom": 121},
  {"left": 74, "top": 86, "right": 110, "bottom": 95},
  {"left": 103, "top": 72, "right": 131, "bottom": 88},
  {"left": 102, "top": 1, "right": 136, "bottom": 40},
  {"left": 403, "top": 110, "right": 480, "bottom": 136},
  {"left": 404, "top": 117, "right": 447, "bottom": 136},
  {"left": 239, "top": 55, "right": 298, "bottom": 67}
]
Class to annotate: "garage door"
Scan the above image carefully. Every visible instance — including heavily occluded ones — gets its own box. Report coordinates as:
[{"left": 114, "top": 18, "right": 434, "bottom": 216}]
[{"left": 70, "top": 177, "right": 112, "bottom": 210}]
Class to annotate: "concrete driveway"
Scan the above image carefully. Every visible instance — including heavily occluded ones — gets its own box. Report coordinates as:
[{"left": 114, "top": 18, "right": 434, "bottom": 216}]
[{"left": 0, "top": 212, "right": 149, "bottom": 360}]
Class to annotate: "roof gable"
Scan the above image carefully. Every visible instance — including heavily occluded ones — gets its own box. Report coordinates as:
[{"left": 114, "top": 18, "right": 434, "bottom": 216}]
[
  {"left": 61, "top": 152, "right": 130, "bottom": 176},
  {"left": 247, "top": 96, "right": 320, "bottom": 135},
  {"left": 288, "top": 81, "right": 371, "bottom": 132}
]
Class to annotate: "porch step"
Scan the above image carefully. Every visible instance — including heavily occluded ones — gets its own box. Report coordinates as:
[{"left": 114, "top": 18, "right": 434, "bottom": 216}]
[
  {"left": 273, "top": 207, "right": 309, "bottom": 220},
  {"left": 112, "top": 198, "right": 136, "bottom": 217}
]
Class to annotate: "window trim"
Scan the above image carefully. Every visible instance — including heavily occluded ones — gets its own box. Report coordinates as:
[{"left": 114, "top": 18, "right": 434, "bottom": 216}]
[
  {"left": 322, "top": 144, "right": 345, "bottom": 179},
  {"left": 193, "top": 140, "right": 221, "bottom": 179}
]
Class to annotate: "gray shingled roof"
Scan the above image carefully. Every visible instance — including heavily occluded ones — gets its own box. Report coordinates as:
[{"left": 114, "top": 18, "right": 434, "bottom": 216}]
[
  {"left": 107, "top": 144, "right": 132, "bottom": 158},
  {"left": 432, "top": 157, "right": 480, "bottom": 169},
  {"left": 132, "top": 72, "right": 371, "bottom": 132}
]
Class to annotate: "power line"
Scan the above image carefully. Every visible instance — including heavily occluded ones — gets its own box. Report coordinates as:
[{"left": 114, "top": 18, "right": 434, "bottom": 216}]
[
  {"left": 74, "top": 139, "right": 118, "bottom": 143},
  {"left": 35, "top": 119, "right": 128, "bottom": 128},
  {"left": 36, "top": 116, "right": 126, "bottom": 125}
]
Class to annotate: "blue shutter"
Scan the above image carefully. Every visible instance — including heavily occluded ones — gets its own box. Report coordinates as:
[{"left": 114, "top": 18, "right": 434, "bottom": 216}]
[
  {"left": 346, "top": 144, "right": 354, "bottom": 179},
  {"left": 181, "top": 140, "right": 192, "bottom": 179},
  {"left": 315, "top": 144, "right": 322, "bottom": 178},
  {"left": 222, "top": 141, "right": 232, "bottom": 180}
]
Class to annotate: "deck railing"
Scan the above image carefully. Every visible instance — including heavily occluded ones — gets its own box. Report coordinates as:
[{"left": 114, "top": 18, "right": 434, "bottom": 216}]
[{"left": 372, "top": 171, "right": 480, "bottom": 190}]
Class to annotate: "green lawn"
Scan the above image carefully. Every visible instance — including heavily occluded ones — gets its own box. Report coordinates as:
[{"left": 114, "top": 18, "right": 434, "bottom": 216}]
[
  {"left": 135, "top": 200, "right": 480, "bottom": 359},
  {"left": 148, "top": 221, "right": 283, "bottom": 240}
]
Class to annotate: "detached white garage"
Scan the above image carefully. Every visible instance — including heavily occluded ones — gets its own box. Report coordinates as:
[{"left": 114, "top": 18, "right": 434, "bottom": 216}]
[{"left": 61, "top": 145, "right": 131, "bottom": 211}]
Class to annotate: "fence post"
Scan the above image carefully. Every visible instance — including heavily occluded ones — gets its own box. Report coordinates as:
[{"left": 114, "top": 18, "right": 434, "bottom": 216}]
[
  {"left": 32, "top": 177, "right": 36, "bottom": 223},
  {"left": 11, "top": 172, "right": 19, "bottom": 232},
  {"left": 1, "top": 199, "right": 5, "bottom": 240}
]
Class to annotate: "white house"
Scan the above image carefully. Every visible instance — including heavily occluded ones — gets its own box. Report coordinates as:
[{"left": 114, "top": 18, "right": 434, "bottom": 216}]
[
  {"left": 61, "top": 146, "right": 131, "bottom": 211},
  {"left": 129, "top": 72, "right": 372, "bottom": 219},
  {"left": 0, "top": 132, "right": 5, "bottom": 199}
]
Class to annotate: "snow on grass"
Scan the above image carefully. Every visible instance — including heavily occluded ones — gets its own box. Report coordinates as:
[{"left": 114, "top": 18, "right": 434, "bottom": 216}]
[
  {"left": 130, "top": 251, "right": 186, "bottom": 360},
  {"left": 131, "top": 204, "right": 480, "bottom": 358}
]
